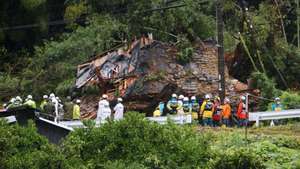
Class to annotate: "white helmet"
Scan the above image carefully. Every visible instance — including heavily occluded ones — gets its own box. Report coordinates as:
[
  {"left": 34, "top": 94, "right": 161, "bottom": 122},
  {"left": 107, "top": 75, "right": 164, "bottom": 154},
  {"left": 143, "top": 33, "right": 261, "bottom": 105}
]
[
  {"left": 178, "top": 95, "right": 184, "bottom": 100},
  {"left": 16, "top": 96, "right": 22, "bottom": 101},
  {"left": 117, "top": 98, "right": 123, "bottom": 102},
  {"left": 11, "top": 98, "right": 16, "bottom": 103},
  {"left": 76, "top": 99, "right": 81, "bottom": 103},
  {"left": 49, "top": 93, "right": 55, "bottom": 98},
  {"left": 191, "top": 96, "right": 196, "bottom": 100},
  {"left": 10, "top": 98, "right": 15, "bottom": 103},
  {"left": 240, "top": 95, "right": 246, "bottom": 101},
  {"left": 205, "top": 94, "right": 211, "bottom": 99},
  {"left": 43, "top": 95, "right": 48, "bottom": 99},
  {"left": 275, "top": 97, "right": 280, "bottom": 101},
  {"left": 102, "top": 94, "right": 108, "bottom": 99},
  {"left": 183, "top": 97, "right": 189, "bottom": 101},
  {"left": 27, "top": 95, "right": 33, "bottom": 99},
  {"left": 172, "top": 93, "right": 177, "bottom": 98}
]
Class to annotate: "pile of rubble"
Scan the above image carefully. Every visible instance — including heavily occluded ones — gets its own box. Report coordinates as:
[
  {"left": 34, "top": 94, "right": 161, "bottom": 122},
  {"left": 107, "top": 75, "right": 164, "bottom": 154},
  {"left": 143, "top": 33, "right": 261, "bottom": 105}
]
[{"left": 76, "top": 36, "right": 249, "bottom": 114}]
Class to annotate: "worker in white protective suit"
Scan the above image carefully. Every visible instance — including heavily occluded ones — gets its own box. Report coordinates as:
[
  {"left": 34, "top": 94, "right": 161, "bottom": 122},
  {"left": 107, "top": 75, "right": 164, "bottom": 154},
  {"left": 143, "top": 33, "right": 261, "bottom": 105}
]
[
  {"left": 49, "top": 93, "right": 59, "bottom": 122},
  {"left": 114, "top": 98, "right": 124, "bottom": 121},
  {"left": 177, "top": 95, "right": 185, "bottom": 124},
  {"left": 97, "top": 94, "right": 111, "bottom": 124}
]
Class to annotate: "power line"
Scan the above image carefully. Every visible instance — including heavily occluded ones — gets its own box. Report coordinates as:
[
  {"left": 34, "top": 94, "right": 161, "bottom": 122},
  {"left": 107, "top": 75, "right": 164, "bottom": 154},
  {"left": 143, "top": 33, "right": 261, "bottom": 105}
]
[
  {"left": 0, "top": 18, "right": 86, "bottom": 31},
  {"left": 0, "top": 1, "right": 210, "bottom": 31}
]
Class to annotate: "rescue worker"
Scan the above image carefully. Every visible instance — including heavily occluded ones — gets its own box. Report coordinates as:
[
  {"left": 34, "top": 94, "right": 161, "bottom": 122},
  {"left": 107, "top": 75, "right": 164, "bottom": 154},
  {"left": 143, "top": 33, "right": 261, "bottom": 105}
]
[
  {"left": 237, "top": 95, "right": 248, "bottom": 127},
  {"left": 56, "top": 97, "right": 64, "bottom": 121},
  {"left": 177, "top": 95, "right": 185, "bottom": 124},
  {"left": 6, "top": 98, "right": 16, "bottom": 109},
  {"left": 63, "top": 96, "right": 74, "bottom": 120},
  {"left": 72, "top": 99, "right": 81, "bottom": 120},
  {"left": 40, "top": 95, "right": 48, "bottom": 110},
  {"left": 190, "top": 96, "right": 200, "bottom": 120},
  {"left": 159, "top": 102, "right": 165, "bottom": 115},
  {"left": 49, "top": 93, "right": 59, "bottom": 122},
  {"left": 97, "top": 94, "right": 111, "bottom": 123},
  {"left": 167, "top": 94, "right": 179, "bottom": 114},
  {"left": 14, "top": 96, "right": 23, "bottom": 107},
  {"left": 201, "top": 94, "right": 214, "bottom": 126},
  {"left": 270, "top": 97, "right": 283, "bottom": 126},
  {"left": 113, "top": 98, "right": 124, "bottom": 120},
  {"left": 212, "top": 96, "right": 222, "bottom": 127},
  {"left": 272, "top": 97, "right": 283, "bottom": 112},
  {"left": 23, "top": 95, "right": 36, "bottom": 109},
  {"left": 222, "top": 97, "right": 231, "bottom": 127},
  {"left": 182, "top": 97, "right": 191, "bottom": 114},
  {"left": 153, "top": 106, "right": 161, "bottom": 117},
  {"left": 43, "top": 97, "right": 55, "bottom": 119}
]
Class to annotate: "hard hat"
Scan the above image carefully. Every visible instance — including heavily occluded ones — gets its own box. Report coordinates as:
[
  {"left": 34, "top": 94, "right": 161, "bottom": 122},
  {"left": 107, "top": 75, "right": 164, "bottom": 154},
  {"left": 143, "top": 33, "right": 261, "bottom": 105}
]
[
  {"left": 172, "top": 93, "right": 177, "bottom": 98},
  {"left": 10, "top": 98, "right": 15, "bottom": 103},
  {"left": 240, "top": 95, "right": 246, "bottom": 101},
  {"left": 43, "top": 95, "right": 48, "bottom": 99},
  {"left": 191, "top": 96, "right": 196, "bottom": 100},
  {"left": 205, "top": 94, "right": 211, "bottom": 99},
  {"left": 27, "top": 95, "right": 33, "bottom": 99},
  {"left": 214, "top": 96, "right": 220, "bottom": 101},
  {"left": 275, "top": 97, "right": 280, "bottom": 101},
  {"left": 178, "top": 95, "right": 184, "bottom": 100},
  {"left": 76, "top": 99, "right": 81, "bottom": 103},
  {"left": 117, "top": 98, "right": 123, "bottom": 102},
  {"left": 16, "top": 96, "right": 22, "bottom": 101},
  {"left": 102, "top": 94, "right": 108, "bottom": 99},
  {"left": 49, "top": 93, "right": 55, "bottom": 98},
  {"left": 183, "top": 97, "right": 189, "bottom": 101}
]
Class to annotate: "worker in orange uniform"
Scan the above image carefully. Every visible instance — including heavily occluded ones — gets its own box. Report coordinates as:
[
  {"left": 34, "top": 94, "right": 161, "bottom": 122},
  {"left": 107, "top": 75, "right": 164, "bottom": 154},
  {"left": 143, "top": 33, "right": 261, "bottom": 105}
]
[
  {"left": 221, "top": 97, "right": 231, "bottom": 127},
  {"left": 237, "top": 95, "right": 247, "bottom": 127}
]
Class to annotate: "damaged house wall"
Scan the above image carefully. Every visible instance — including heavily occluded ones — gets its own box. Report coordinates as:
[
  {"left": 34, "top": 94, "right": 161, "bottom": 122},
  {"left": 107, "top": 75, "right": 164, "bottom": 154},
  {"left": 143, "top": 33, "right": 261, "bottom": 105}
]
[{"left": 76, "top": 36, "right": 248, "bottom": 115}]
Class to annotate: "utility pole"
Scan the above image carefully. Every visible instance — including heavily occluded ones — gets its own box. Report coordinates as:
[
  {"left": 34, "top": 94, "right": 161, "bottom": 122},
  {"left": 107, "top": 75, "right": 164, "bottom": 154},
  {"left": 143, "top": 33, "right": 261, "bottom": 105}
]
[
  {"left": 297, "top": 0, "right": 300, "bottom": 48},
  {"left": 216, "top": 0, "right": 225, "bottom": 103}
]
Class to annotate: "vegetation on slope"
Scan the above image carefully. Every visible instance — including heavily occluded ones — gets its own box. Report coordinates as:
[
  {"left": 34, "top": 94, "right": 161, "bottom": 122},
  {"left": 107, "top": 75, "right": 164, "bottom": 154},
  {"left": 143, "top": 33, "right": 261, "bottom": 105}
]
[{"left": 1, "top": 112, "right": 300, "bottom": 169}]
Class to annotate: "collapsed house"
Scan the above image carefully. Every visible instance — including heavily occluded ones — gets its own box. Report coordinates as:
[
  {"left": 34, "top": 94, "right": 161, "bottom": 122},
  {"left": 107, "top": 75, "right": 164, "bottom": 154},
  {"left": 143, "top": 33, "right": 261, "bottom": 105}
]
[{"left": 76, "top": 35, "right": 250, "bottom": 115}]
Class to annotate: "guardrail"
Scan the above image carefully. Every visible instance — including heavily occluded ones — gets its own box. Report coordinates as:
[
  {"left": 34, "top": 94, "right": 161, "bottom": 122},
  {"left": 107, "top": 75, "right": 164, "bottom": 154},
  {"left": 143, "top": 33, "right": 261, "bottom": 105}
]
[
  {"left": 147, "top": 114, "right": 192, "bottom": 124},
  {"left": 249, "top": 109, "right": 300, "bottom": 127},
  {"left": 1, "top": 115, "right": 17, "bottom": 123}
]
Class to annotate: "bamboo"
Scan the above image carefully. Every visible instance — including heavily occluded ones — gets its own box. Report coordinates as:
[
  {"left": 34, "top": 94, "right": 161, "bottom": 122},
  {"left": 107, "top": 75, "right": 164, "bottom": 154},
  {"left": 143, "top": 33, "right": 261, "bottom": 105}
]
[{"left": 239, "top": 33, "right": 259, "bottom": 72}]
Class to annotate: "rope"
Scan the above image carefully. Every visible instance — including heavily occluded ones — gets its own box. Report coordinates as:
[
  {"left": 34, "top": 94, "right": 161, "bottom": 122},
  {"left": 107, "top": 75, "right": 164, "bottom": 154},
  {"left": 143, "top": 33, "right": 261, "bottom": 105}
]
[{"left": 247, "top": 93, "right": 274, "bottom": 102}]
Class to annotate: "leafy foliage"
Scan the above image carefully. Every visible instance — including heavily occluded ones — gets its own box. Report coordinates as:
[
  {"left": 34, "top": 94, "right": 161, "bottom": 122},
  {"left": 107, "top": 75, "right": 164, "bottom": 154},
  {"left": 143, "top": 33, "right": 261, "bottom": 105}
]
[
  {"left": 16, "top": 15, "right": 127, "bottom": 99},
  {"left": 250, "top": 72, "right": 280, "bottom": 110},
  {"left": 0, "top": 120, "right": 65, "bottom": 169},
  {"left": 62, "top": 112, "right": 210, "bottom": 169},
  {"left": 280, "top": 91, "right": 300, "bottom": 109}
]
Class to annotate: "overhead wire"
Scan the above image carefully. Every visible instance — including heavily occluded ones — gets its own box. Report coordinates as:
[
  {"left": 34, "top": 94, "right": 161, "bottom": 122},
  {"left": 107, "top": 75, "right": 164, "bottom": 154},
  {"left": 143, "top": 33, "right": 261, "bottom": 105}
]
[{"left": 0, "top": 0, "right": 211, "bottom": 31}]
